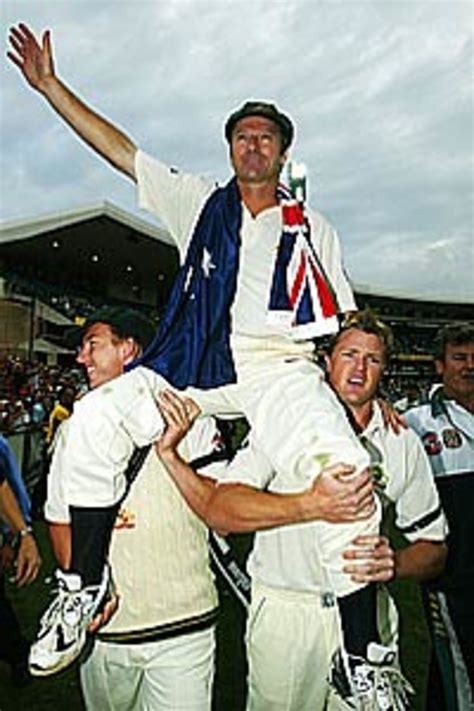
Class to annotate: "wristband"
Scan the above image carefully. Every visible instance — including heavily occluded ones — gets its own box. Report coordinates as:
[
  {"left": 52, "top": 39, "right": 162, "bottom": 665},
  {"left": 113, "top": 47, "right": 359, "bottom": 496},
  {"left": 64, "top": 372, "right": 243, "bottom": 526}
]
[{"left": 17, "top": 526, "right": 34, "bottom": 539}]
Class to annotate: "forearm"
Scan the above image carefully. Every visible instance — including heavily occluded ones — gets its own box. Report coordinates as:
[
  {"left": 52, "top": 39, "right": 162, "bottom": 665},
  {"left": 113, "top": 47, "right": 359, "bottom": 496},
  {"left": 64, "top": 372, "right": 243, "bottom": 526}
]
[
  {"left": 206, "top": 483, "right": 311, "bottom": 534},
  {"left": 159, "top": 449, "right": 216, "bottom": 523},
  {"left": 160, "top": 450, "right": 309, "bottom": 534},
  {"left": 0, "top": 481, "right": 29, "bottom": 533},
  {"left": 48, "top": 522, "right": 72, "bottom": 569},
  {"left": 39, "top": 75, "right": 137, "bottom": 178},
  {"left": 394, "top": 540, "right": 447, "bottom": 582}
]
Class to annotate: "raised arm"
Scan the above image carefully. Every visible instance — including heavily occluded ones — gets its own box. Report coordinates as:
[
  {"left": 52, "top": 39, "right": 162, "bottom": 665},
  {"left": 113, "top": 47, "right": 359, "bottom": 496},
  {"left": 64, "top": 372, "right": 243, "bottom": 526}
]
[{"left": 7, "top": 23, "right": 137, "bottom": 179}]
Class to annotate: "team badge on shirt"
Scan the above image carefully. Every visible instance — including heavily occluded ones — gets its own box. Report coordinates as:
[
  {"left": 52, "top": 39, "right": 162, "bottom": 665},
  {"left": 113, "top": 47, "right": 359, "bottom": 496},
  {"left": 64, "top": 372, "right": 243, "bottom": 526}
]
[
  {"left": 422, "top": 432, "right": 443, "bottom": 456},
  {"left": 441, "top": 428, "right": 462, "bottom": 449},
  {"left": 114, "top": 507, "right": 136, "bottom": 529}
]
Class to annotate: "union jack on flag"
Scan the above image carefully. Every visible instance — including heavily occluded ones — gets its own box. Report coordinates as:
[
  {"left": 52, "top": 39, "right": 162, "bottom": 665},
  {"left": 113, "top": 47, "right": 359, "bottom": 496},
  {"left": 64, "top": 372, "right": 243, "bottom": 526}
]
[{"left": 267, "top": 188, "right": 340, "bottom": 339}]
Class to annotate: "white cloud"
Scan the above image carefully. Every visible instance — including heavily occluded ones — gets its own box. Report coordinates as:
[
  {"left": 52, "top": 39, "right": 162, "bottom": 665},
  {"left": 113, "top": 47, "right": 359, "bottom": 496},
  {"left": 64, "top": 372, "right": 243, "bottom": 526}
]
[
  {"left": 1, "top": 0, "right": 472, "bottom": 301},
  {"left": 348, "top": 229, "right": 473, "bottom": 300}
]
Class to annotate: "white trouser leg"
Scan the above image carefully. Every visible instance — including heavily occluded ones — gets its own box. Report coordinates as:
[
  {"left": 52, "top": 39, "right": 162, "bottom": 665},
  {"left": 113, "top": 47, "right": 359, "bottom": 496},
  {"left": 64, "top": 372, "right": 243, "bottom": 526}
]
[
  {"left": 81, "top": 627, "right": 215, "bottom": 711},
  {"left": 186, "top": 382, "right": 242, "bottom": 417},
  {"left": 141, "top": 627, "right": 215, "bottom": 710},
  {"left": 81, "top": 639, "right": 141, "bottom": 711},
  {"left": 246, "top": 582, "right": 341, "bottom": 711},
  {"left": 238, "top": 359, "right": 378, "bottom": 597},
  {"left": 241, "top": 359, "right": 369, "bottom": 481}
]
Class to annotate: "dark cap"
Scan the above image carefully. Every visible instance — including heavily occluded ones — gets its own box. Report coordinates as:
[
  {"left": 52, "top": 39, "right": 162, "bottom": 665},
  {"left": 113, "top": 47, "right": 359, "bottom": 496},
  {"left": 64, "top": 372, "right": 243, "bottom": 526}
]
[
  {"left": 224, "top": 100, "right": 294, "bottom": 152},
  {"left": 67, "top": 307, "right": 156, "bottom": 351}
]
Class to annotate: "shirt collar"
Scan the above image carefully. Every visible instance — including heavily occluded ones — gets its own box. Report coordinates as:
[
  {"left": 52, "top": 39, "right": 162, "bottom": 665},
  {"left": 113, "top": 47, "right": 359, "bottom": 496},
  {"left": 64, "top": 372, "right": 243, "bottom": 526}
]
[
  {"left": 430, "top": 384, "right": 454, "bottom": 418},
  {"left": 361, "top": 401, "right": 385, "bottom": 437}
]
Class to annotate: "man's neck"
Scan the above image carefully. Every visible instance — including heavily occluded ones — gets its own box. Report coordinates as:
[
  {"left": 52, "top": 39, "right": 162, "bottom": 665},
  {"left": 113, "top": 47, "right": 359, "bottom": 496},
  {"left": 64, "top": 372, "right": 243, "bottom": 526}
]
[
  {"left": 237, "top": 180, "right": 279, "bottom": 217},
  {"left": 446, "top": 390, "right": 474, "bottom": 414},
  {"left": 350, "top": 401, "right": 374, "bottom": 432},
  {"left": 465, "top": 399, "right": 474, "bottom": 414}
]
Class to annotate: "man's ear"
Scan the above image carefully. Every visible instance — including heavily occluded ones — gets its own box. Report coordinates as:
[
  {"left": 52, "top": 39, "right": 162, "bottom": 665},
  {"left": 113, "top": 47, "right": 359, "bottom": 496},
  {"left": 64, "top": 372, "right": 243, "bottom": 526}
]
[
  {"left": 280, "top": 150, "right": 288, "bottom": 168},
  {"left": 434, "top": 358, "right": 444, "bottom": 377},
  {"left": 324, "top": 355, "right": 331, "bottom": 374},
  {"left": 122, "top": 338, "right": 141, "bottom": 366}
]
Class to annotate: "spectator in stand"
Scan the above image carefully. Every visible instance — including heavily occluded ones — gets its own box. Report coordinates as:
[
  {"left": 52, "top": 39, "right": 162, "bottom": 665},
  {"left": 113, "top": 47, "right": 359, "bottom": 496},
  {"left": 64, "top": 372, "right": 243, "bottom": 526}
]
[
  {"left": 30, "top": 391, "right": 47, "bottom": 426},
  {"left": 11, "top": 360, "right": 27, "bottom": 399},
  {"left": 394, "top": 384, "right": 422, "bottom": 413},
  {"left": 10, "top": 400, "right": 31, "bottom": 432},
  {"left": 0, "top": 400, "right": 13, "bottom": 433},
  {"left": 45, "top": 385, "right": 76, "bottom": 447}
]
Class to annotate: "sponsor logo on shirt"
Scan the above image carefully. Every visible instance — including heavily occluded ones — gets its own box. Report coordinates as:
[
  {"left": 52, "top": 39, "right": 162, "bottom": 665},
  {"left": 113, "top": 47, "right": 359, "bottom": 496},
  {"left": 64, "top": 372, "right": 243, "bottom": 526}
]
[
  {"left": 441, "top": 428, "right": 462, "bottom": 449},
  {"left": 422, "top": 431, "right": 443, "bottom": 456},
  {"left": 114, "top": 507, "right": 136, "bottom": 530}
]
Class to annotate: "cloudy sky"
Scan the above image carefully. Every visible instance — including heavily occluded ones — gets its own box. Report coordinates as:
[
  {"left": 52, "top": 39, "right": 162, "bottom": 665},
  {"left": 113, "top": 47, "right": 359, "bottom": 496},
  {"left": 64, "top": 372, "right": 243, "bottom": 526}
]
[{"left": 1, "top": 0, "right": 472, "bottom": 302}]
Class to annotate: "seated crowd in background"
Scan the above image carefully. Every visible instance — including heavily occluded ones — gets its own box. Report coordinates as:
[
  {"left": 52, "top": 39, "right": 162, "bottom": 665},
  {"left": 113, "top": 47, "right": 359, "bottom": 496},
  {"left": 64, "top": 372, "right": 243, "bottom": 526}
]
[
  {"left": 0, "top": 348, "right": 436, "bottom": 523},
  {"left": 0, "top": 356, "right": 85, "bottom": 435}
]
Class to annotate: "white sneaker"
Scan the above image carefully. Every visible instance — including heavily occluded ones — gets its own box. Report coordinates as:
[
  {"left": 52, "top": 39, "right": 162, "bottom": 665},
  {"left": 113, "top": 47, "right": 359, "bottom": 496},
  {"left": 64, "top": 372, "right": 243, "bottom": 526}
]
[
  {"left": 29, "top": 565, "right": 111, "bottom": 676},
  {"left": 330, "top": 642, "right": 414, "bottom": 710}
]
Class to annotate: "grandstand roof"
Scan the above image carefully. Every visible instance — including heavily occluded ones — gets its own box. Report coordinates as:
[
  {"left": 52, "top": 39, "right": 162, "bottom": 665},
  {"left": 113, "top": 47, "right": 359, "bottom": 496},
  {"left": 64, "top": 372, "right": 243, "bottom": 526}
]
[
  {"left": 0, "top": 200, "right": 174, "bottom": 247},
  {"left": 0, "top": 201, "right": 178, "bottom": 311},
  {"left": 1, "top": 202, "right": 472, "bottom": 312}
]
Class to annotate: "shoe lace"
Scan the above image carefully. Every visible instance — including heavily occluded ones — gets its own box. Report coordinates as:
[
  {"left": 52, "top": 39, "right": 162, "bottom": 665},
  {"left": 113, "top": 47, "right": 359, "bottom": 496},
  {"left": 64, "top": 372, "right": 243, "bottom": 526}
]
[
  {"left": 371, "top": 662, "right": 414, "bottom": 711},
  {"left": 39, "top": 575, "right": 100, "bottom": 633},
  {"left": 331, "top": 650, "right": 414, "bottom": 711},
  {"left": 38, "top": 577, "right": 71, "bottom": 630}
]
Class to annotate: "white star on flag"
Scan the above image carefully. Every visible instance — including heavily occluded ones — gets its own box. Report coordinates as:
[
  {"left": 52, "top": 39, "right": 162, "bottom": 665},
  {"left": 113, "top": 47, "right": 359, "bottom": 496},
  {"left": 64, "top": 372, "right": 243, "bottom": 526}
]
[{"left": 202, "top": 248, "right": 216, "bottom": 278}]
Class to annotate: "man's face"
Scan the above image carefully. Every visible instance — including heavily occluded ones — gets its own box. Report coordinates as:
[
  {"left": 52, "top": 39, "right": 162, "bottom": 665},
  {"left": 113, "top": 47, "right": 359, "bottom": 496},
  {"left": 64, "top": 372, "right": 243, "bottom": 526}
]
[
  {"left": 76, "top": 322, "right": 129, "bottom": 389},
  {"left": 436, "top": 341, "right": 474, "bottom": 406},
  {"left": 326, "top": 329, "right": 386, "bottom": 410},
  {"left": 230, "top": 116, "right": 286, "bottom": 186}
]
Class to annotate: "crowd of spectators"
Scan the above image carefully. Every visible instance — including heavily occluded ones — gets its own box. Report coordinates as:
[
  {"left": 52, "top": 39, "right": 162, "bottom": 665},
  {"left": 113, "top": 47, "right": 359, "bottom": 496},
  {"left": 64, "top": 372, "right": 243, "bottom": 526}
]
[
  {"left": 384, "top": 375, "right": 435, "bottom": 410},
  {"left": 1, "top": 351, "right": 439, "bottom": 435},
  {"left": 1, "top": 352, "right": 438, "bottom": 439},
  {"left": 0, "top": 348, "right": 438, "bottom": 519},
  {"left": 0, "top": 356, "right": 87, "bottom": 518},
  {"left": 0, "top": 356, "right": 85, "bottom": 436}
]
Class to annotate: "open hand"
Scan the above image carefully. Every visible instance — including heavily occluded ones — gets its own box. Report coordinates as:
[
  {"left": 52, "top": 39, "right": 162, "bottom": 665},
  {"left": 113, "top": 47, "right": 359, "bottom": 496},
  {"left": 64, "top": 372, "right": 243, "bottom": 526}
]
[
  {"left": 378, "top": 398, "right": 407, "bottom": 435},
  {"left": 155, "top": 390, "right": 200, "bottom": 459},
  {"left": 8, "top": 23, "right": 55, "bottom": 92},
  {"left": 342, "top": 534, "right": 395, "bottom": 583},
  {"left": 15, "top": 534, "right": 42, "bottom": 586},
  {"left": 303, "top": 465, "right": 375, "bottom": 523},
  {"left": 88, "top": 591, "right": 119, "bottom": 634}
]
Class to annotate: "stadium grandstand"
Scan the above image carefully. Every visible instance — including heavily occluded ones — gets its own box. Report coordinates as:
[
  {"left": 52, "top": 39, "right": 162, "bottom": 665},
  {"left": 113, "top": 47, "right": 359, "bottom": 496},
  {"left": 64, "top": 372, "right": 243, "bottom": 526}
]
[
  {"left": 0, "top": 202, "right": 178, "bottom": 360},
  {"left": 1, "top": 200, "right": 472, "bottom": 418},
  {"left": 1, "top": 141, "right": 471, "bottom": 709},
  {"left": 0, "top": 204, "right": 472, "bottom": 709}
]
